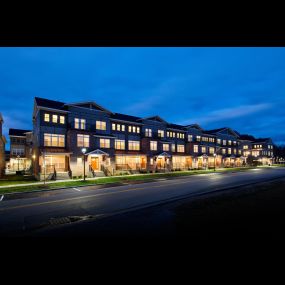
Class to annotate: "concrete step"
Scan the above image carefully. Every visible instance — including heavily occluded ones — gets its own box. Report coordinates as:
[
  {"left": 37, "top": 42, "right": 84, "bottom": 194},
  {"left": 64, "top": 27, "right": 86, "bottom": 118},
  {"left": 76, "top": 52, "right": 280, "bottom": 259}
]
[
  {"left": 55, "top": 172, "right": 70, "bottom": 180},
  {"left": 93, "top": 171, "right": 106, "bottom": 177}
]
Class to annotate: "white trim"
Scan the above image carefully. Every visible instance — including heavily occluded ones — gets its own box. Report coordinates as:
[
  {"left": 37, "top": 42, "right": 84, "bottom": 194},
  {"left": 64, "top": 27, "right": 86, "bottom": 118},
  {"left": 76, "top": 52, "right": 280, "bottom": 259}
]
[
  {"left": 86, "top": 149, "right": 109, "bottom": 156},
  {"left": 37, "top": 106, "right": 70, "bottom": 114}
]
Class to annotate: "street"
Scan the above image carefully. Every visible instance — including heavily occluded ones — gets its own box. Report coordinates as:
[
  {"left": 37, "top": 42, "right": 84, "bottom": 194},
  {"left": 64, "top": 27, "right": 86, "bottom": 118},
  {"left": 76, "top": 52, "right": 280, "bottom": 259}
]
[{"left": 0, "top": 167, "right": 285, "bottom": 236}]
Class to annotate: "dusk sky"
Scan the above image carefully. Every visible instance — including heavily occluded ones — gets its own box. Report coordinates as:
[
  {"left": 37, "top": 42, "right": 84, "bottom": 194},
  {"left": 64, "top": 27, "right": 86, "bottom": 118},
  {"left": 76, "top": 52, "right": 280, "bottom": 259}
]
[{"left": 0, "top": 47, "right": 284, "bottom": 148}]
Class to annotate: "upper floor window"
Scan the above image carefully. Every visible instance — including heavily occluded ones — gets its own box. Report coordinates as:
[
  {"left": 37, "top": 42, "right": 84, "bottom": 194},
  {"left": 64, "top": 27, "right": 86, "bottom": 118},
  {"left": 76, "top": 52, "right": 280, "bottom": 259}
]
[
  {"left": 177, "top": 144, "right": 185, "bottom": 153},
  {"left": 228, "top": 148, "right": 231, "bottom": 154},
  {"left": 145, "top": 128, "right": 152, "bottom": 137},
  {"left": 171, "top": 144, "right": 176, "bottom": 152},
  {"left": 77, "top": 134, "right": 89, "bottom": 147},
  {"left": 112, "top": 123, "right": 125, "bottom": 132},
  {"left": 188, "top": 135, "right": 193, "bottom": 142},
  {"left": 163, "top": 144, "right": 169, "bottom": 151},
  {"left": 202, "top": 137, "right": 209, "bottom": 142},
  {"left": 100, "top": 138, "right": 110, "bottom": 148},
  {"left": 228, "top": 140, "right": 232, "bottom": 145},
  {"left": 233, "top": 141, "right": 237, "bottom": 145},
  {"left": 201, "top": 146, "right": 206, "bottom": 153},
  {"left": 158, "top": 130, "right": 164, "bottom": 138},
  {"left": 223, "top": 140, "right": 227, "bottom": 145},
  {"left": 196, "top": 136, "right": 201, "bottom": 142},
  {"left": 11, "top": 148, "right": 25, "bottom": 156},
  {"left": 209, "top": 137, "right": 215, "bottom": 143},
  {"left": 128, "top": 140, "right": 140, "bottom": 151},
  {"left": 96, "top": 121, "right": 106, "bottom": 130},
  {"left": 193, "top": 145, "right": 198, "bottom": 153},
  {"left": 243, "top": 145, "right": 249, "bottom": 149},
  {"left": 75, "top": 118, "right": 86, "bottom": 130},
  {"left": 112, "top": 123, "right": 116, "bottom": 131},
  {"left": 52, "top": 114, "right": 58, "bottom": 123},
  {"left": 209, "top": 147, "right": 215, "bottom": 154},
  {"left": 44, "top": 133, "right": 65, "bottom": 147},
  {"left": 60, "top": 116, "right": 65, "bottom": 124},
  {"left": 115, "top": 139, "right": 125, "bottom": 150},
  {"left": 150, "top": 141, "right": 157, "bottom": 151},
  {"left": 217, "top": 139, "right": 221, "bottom": 144},
  {"left": 222, "top": 149, "right": 226, "bottom": 154},
  {"left": 128, "top": 125, "right": 140, "bottom": 134},
  {"left": 44, "top": 113, "right": 50, "bottom": 122}
]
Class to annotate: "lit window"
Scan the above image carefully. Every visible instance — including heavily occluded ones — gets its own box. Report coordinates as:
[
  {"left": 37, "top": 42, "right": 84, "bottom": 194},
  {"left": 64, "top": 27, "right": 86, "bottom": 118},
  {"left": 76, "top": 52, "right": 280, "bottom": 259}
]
[
  {"left": 117, "top": 124, "right": 121, "bottom": 131},
  {"left": 96, "top": 121, "right": 106, "bottom": 130},
  {"left": 150, "top": 141, "right": 157, "bottom": 151},
  {"left": 158, "top": 130, "right": 164, "bottom": 138},
  {"left": 77, "top": 134, "right": 89, "bottom": 147},
  {"left": 52, "top": 115, "right": 58, "bottom": 123},
  {"left": 128, "top": 141, "right": 140, "bottom": 151},
  {"left": 60, "top": 116, "right": 65, "bottom": 124},
  {"left": 228, "top": 140, "right": 232, "bottom": 145},
  {"left": 163, "top": 144, "right": 169, "bottom": 151},
  {"left": 194, "top": 145, "right": 198, "bottom": 153},
  {"left": 112, "top": 123, "right": 116, "bottom": 130},
  {"left": 188, "top": 135, "right": 193, "bottom": 142},
  {"left": 228, "top": 148, "right": 231, "bottom": 154},
  {"left": 44, "top": 133, "right": 65, "bottom": 147},
  {"left": 196, "top": 136, "right": 201, "bottom": 141},
  {"left": 171, "top": 144, "right": 176, "bottom": 152},
  {"left": 209, "top": 147, "right": 214, "bottom": 154},
  {"left": 137, "top": 127, "right": 140, "bottom": 133},
  {"left": 223, "top": 140, "right": 227, "bottom": 145},
  {"left": 115, "top": 139, "right": 125, "bottom": 150},
  {"left": 150, "top": 158, "right": 154, "bottom": 165},
  {"left": 75, "top": 118, "right": 86, "bottom": 130},
  {"left": 177, "top": 145, "right": 185, "bottom": 153},
  {"left": 243, "top": 145, "right": 248, "bottom": 149},
  {"left": 145, "top": 129, "right": 152, "bottom": 137},
  {"left": 128, "top": 126, "right": 132, "bottom": 132},
  {"left": 217, "top": 139, "right": 221, "bottom": 144},
  {"left": 222, "top": 149, "right": 226, "bottom": 154},
  {"left": 44, "top": 113, "right": 50, "bottom": 122},
  {"left": 201, "top": 146, "right": 206, "bottom": 153},
  {"left": 122, "top": 125, "right": 125, "bottom": 132},
  {"left": 100, "top": 138, "right": 110, "bottom": 148},
  {"left": 132, "top": 126, "right": 136, "bottom": 133},
  {"left": 167, "top": 132, "right": 169, "bottom": 137}
]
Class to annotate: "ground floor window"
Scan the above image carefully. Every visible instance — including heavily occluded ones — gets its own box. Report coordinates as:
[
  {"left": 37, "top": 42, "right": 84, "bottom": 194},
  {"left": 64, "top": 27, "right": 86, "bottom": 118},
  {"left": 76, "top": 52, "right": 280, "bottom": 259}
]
[
  {"left": 115, "top": 155, "right": 146, "bottom": 170},
  {"left": 8, "top": 158, "right": 31, "bottom": 171},
  {"left": 42, "top": 155, "right": 67, "bottom": 173},
  {"left": 172, "top": 156, "right": 191, "bottom": 169}
]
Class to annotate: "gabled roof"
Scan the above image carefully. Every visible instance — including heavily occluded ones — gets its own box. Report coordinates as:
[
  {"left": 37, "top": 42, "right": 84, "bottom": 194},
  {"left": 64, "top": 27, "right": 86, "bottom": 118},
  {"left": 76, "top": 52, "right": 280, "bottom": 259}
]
[
  {"left": 167, "top": 123, "right": 186, "bottom": 131},
  {"left": 64, "top": 101, "right": 112, "bottom": 114},
  {"left": 35, "top": 97, "right": 66, "bottom": 110},
  {"left": 204, "top": 127, "right": 240, "bottom": 138},
  {"left": 138, "top": 115, "right": 167, "bottom": 124},
  {"left": 184, "top": 124, "right": 203, "bottom": 131},
  {"left": 111, "top": 113, "right": 142, "bottom": 123},
  {"left": 9, "top": 128, "right": 31, "bottom": 136}
]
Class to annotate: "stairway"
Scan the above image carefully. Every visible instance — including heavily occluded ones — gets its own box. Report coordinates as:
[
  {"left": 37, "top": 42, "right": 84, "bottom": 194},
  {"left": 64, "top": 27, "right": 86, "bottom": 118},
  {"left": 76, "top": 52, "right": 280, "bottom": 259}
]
[
  {"left": 93, "top": 171, "right": 106, "bottom": 177},
  {"left": 56, "top": 172, "right": 71, "bottom": 180}
]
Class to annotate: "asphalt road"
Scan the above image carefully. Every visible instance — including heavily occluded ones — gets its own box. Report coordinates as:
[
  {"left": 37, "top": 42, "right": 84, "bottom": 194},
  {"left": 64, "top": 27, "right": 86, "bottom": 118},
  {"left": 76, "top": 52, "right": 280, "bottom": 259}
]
[{"left": 0, "top": 167, "right": 285, "bottom": 236}]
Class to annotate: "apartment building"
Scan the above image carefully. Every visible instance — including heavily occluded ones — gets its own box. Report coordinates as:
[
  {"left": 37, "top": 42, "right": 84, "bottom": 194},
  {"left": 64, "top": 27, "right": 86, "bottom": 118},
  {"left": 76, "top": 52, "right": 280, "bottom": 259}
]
[
  {"left": 0, "top": 113, "right": 6, "bottom": 177},
  {"left": 8, "top": 128, "right": 33, "bottom": 172},
  {"left": 31, "top": 97, "right": 275, "bottom": 180}
]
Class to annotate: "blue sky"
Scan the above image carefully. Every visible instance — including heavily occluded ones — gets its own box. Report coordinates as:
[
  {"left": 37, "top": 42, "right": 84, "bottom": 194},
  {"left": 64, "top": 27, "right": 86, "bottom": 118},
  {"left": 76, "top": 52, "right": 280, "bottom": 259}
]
[{"left": 0, "top": 47, "right": 284, "bottom": 147}]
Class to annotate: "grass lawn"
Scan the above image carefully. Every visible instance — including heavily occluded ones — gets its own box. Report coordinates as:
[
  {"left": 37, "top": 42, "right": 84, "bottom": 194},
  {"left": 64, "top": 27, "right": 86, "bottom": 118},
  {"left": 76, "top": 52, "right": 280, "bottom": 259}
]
[{"left": 0, "top": 167, "right": 256, "bottom": 195}]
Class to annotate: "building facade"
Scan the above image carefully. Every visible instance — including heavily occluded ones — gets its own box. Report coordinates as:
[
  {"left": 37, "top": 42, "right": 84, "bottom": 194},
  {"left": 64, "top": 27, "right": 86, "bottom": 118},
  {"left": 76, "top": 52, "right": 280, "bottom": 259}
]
[
  {"left": 0, "top": 113, "right": 7, "bottom": 177},
  {"left": 31, "top": 97, "right": 275, "bottom": 180},
  {"left": 7, "top": 129, "right": 33, "bottom": 173}
]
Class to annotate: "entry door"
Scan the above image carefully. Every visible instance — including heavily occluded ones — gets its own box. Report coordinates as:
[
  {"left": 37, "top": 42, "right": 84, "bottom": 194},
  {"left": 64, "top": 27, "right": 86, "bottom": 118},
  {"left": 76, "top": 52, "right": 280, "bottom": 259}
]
[
  {"left": 91, "top": 157, "right": 99, "bottom": 171},
  {"left": 157, "top": 158, "right": 163, "bottom": 168}
]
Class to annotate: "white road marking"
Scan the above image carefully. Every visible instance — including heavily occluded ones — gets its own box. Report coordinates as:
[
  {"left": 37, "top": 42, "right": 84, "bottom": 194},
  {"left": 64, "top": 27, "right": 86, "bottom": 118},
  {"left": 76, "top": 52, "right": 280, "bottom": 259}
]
[
  {"left": 73, "top": 188, "right": 81, "bottom": 192},
  {"left": 0, "top": 195, "right": 4, "bottom": 201}
]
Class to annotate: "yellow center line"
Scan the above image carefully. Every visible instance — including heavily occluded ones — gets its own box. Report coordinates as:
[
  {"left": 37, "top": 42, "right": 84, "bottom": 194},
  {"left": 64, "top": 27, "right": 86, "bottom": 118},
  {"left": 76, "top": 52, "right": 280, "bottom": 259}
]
[{"left": 0, "top": 180, "right": 192, "bottom": 212}]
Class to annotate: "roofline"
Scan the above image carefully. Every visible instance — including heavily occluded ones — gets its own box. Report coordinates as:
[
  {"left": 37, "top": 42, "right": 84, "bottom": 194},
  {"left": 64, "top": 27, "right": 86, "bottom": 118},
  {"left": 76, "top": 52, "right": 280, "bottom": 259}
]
[
  {"left": 110, "top": 118, "right": 143, "bottom": 125},
  {"left": 138, "top": 115, "right": 168, "bottom": 124},
  {"left": 64, "top": 101, "right": 113, "bottom": 114},
  {"left": 37, "top": 106, "right": 70, "bottom": 114}
]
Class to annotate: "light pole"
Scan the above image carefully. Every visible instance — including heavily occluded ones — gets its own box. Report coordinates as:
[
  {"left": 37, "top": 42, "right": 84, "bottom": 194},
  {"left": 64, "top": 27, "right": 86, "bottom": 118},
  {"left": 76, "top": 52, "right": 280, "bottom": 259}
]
[
  {"left": 32, "top": 154, "right": 36, "bottom": 175},
  {"left": 17, "top": 155, "right": 20, "bottom": 172},
  {"left": 213, "top": 153, "right": 216, "bottom": 171},
  {"left": 82, "top": 148, "right": 87, "bottom": 181}
]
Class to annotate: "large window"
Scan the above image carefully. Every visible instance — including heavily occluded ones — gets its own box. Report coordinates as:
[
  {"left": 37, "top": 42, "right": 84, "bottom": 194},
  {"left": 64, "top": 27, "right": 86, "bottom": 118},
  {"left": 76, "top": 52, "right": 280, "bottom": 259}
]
[
  {"left": 96, "top": 121, "right": 106, "bottom": 130},
  {"left": 163, "top": 144, "right": 169, "bottom": 151},
  {"left": 228, "top": 148, "right": 231, "bottom": 154},
  {"left": 77, "top": 134, "right": 89, "bottom": 147},
  {"left": 100, "top": 138, "right": 110, "bottom": 148},
  {"left": 158, "top": 130, "right": 164, "bottom": 138},
  {"left": 172, "top": 144, "right": 176, "bottom": 152},
  {"left": 177, "top": 144, "right": 185, "bottom": 153},
  {"left": 44, "top": 113, "right": 50, "bottom": 122},
  {"left": 188, "top": 135, "right": 193, "bottom": 142},
  {"left": 128, "top": 140, "right": 140, "bottom": 151},
  {"left": 115, "top": 139, "right": 125, "bottom": 150},
  {"left": 150, "top": 141, "right": 157, "bottom": 151},
  {"left": 128, "top": 125, "right": 140, "bottom": 133},
  {"left": 201, "top": 146, "right": 206, "bottom": 153},
  {"left": 112, "top": 123, "right": 125, "bottom": 132},
  {"left": 196, "top": 136, "right": 201, "bottom": 142},
  {"left": 223, "top": 140, "right": 227, "bottom": 145},
  {"left": 11, "top": 148, "right": 25, "bottom": 156},
  {"left": 145, "top": 128, "right": 152, "bottom": 137},
  {"left": 75, "top": 118, "right": 86, "bottom": 130},
  {"left": 193, "top": 145, "right": 198, "bottom": 153},
  {"left": 209, "top": 147, "right": 215, "bottom": 154},
  {"left": 44, "top": 134, "right": 65, "bottom": 147}
]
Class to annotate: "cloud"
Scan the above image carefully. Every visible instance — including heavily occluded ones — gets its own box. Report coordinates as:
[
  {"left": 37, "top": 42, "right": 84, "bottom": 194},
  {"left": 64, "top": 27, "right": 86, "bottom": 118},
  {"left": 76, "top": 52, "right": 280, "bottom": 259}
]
[{"left": 179, "top": 103, "right": 273, "bottom": 126}]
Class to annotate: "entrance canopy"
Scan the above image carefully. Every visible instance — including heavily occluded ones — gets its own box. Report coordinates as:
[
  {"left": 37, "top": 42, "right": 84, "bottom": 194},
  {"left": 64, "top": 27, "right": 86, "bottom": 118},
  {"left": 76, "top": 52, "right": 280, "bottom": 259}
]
[
  {"left": 157, "top": 152, "right": 171, "bottom": 158},
  {"left": 86, "top": 149, "right": 109, "bottom": 156}
]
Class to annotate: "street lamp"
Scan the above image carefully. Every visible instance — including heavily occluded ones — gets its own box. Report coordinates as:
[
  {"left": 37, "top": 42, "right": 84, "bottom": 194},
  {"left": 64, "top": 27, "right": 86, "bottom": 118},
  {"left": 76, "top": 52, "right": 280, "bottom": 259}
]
[
  {"left": 82, "top": 148, "right": 87, "bottom": 181},
  {"left": 213, "top": 153, "right": 216, "bottom": 171},
  {"left": 17, "top": 155, "right": 20, "bottom": 171}
]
